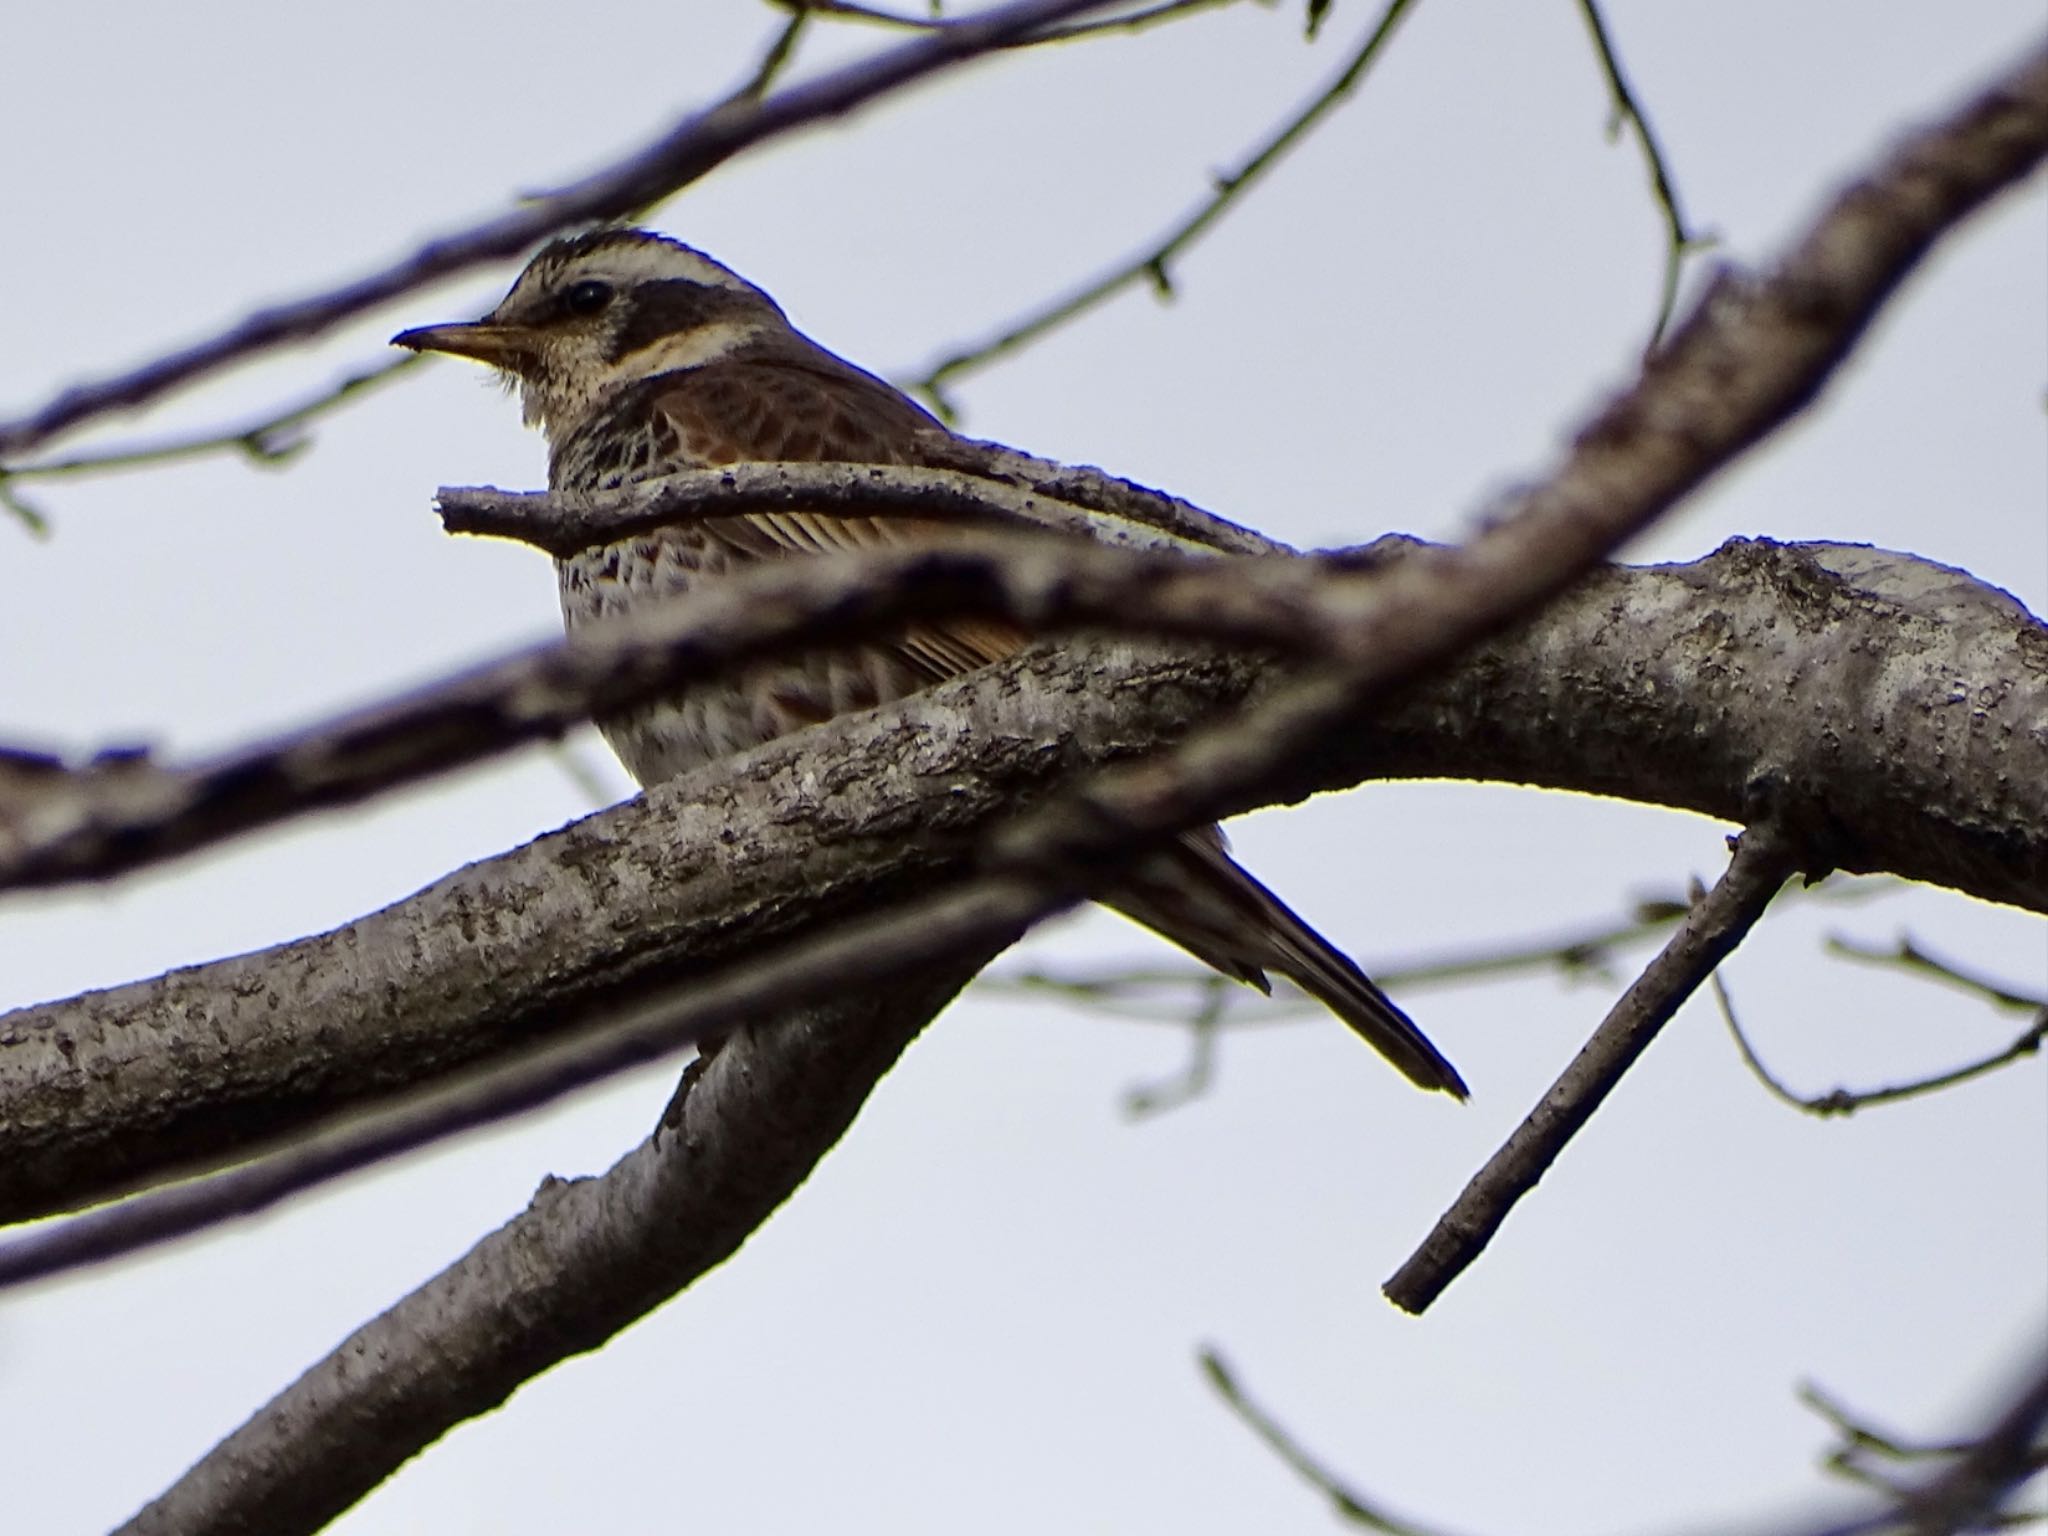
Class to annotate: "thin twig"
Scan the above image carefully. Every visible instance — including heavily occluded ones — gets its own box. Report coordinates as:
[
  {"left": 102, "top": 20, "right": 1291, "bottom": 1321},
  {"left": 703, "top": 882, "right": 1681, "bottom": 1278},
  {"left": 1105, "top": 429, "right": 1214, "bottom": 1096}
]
[
  {"left": 1803, "top": 1382, "right": 2007, "bottom": 1498},
  {"left": 1122, "top": 975, "right": 1230, "bottom": 1116},
  {"left": 732, "top": 7, "right": 812, "bottom": 101},
  {"left": 1826, "top": 933, "right": 2048, "bottom": 1012},
  {"left": 0, "top": 0, "right": 1129, "bottom": 461},
  {"left": 986, "top": 891, "right": 1698, "bottom": 1023},
  {"left": 1575, "top": 0, "right": 1707, "bottom": 351},
  {"left": 906, "top": 0, "right": 1418, "bottom": 416},
  {"left": 1815, "top": 1350, "right": 2048, "bottom": 1536},
  {"left": 1383, "top": 825, "right": 1800, "bottom": 1314},
  {"left": 1200, "top": 1348, "right": 2048, "bottom": 1536},
  {"left": 1198, "top": 1348, "right": 1470, "bottom": 1536},
  {"left": 0, "top": 478, "right": 49, "bottom": 537},
  {"left": 771, "top": 0, "right": 1242, "bottom": 43},
  {"left": 0, "top": 354, "right": 424, "bottom": 491},
  {"left": 1002, "top": 895, "right": 1695, "bottom": 1116},
  {"left": 1714, "top": 970, "right": 2047, "bottom": 1118}
]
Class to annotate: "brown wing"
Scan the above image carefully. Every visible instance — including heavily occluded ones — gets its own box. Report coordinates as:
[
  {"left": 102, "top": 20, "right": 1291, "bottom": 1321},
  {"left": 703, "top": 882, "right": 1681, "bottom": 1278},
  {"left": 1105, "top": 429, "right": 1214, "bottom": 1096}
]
[
  {"left": 650, "top": 352, "right": 1025, "bottom": 680},
  {"left": 648, "top": 353, "right": 1465, "bottom": 1093}
]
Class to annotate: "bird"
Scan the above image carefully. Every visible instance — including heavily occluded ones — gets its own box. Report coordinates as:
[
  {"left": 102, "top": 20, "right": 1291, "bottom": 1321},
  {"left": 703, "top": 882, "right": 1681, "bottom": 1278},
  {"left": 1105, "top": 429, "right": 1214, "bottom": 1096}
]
[{"left": 393, "top": 227, "right": 1466, "bottom": 1098}]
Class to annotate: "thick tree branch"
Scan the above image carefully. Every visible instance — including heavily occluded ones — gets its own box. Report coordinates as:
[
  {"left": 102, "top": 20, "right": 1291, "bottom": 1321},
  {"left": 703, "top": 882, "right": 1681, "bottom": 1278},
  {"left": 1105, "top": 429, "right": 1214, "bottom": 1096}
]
[
  {"left": 1382, "top": 825, "right": 1800, "bottom": 1314},
  {"left": 4, "top": 540, "right": 2039, "bottom": 1230},
  {"left": 6, "top": 38, "right": 2044, "bottom": 1535},
  {"left": 0, "top": 0, "right": 1127, "bottom": 461},
  {"left": 0, "top": 878, "right": 1055, "bottom": 1288},
  {"left": 113, "top": 958, "right": 994, "bottom": 1536},
  {"left": 6, "top": 525, "right": 2042, "bottom": 911}
]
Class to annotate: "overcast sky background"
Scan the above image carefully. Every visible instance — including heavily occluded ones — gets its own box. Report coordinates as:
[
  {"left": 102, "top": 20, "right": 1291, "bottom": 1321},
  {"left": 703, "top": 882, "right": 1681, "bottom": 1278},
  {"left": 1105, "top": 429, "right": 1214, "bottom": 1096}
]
[{"left": 1, "top": 3, "right": 2043, "bottom": 1533}]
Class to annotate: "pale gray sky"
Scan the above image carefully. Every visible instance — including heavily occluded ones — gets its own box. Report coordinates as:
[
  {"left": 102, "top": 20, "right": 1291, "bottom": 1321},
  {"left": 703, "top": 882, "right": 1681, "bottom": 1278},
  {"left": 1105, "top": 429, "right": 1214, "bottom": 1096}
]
[{"left": 1, "top": 4, "right": 2043, "bottom": 1533}]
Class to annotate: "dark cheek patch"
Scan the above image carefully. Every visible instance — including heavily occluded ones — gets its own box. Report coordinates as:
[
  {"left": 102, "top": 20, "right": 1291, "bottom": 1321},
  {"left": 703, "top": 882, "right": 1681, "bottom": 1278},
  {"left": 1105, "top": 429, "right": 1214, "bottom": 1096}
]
[{"left": 605, "top": 281, "right": 755, "bottom": 364}]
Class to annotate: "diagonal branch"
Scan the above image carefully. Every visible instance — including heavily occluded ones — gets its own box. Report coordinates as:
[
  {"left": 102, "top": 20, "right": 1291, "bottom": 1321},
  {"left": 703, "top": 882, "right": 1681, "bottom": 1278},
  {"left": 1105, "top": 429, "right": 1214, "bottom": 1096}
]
[
  {"left": 4, "top": 41, "right": 2048, "bottom": 1531},
  {"left": 4, "top": 0, "right": 2036, "bottom": 1303},
  {"left": 4, "top": 538, "right": 2040, "bottom": 1230},
  {"left": 110, "top": 955, "right": 997, "bottom": 1536},
  {"left": 907, "top": 0, "right": 1418, "bottom": 415},
  {"left": 1382, "top": 824, "right": 1800, "bottom": 1314},
  {"left": 0, "top": 877, "right": 1052, "bottom": 1289},
  {"left": 0, "top": 0, "right": 1128, "bottom": 462},
  {"left": 9, "top": 38, "right": 2047, "bottom": 1532}
]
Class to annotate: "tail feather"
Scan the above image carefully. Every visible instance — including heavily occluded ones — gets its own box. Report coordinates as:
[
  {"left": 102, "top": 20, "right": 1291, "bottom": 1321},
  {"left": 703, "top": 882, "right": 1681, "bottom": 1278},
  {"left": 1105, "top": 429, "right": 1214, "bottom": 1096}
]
[{"left": 1107, "top": 830, "right": 1468, "bottom": 1099}]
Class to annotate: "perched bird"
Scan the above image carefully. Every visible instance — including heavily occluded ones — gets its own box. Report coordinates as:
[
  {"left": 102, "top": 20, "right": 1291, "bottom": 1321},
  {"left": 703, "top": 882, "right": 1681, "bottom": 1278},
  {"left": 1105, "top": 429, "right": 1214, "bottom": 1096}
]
[{"left": 394, "top": 228, "right": 1465, "bottom": 1097}]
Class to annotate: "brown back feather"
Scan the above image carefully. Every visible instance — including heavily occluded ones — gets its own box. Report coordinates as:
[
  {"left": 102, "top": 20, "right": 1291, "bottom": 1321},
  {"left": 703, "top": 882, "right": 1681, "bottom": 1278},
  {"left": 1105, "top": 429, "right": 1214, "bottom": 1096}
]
[{"left": 650, "top": 354, "right": 1028, "bottom": 681}]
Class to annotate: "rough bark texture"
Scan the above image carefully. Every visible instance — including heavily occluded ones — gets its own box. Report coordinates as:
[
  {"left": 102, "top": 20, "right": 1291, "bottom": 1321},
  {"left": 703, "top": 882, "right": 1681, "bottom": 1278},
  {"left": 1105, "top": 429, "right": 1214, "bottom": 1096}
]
[
  {"left": 115, "top": 957, "right": 989, "bottom": 1536},
  {"left": 3, "top": 539, "right": 2041, "bottom": 1228}
]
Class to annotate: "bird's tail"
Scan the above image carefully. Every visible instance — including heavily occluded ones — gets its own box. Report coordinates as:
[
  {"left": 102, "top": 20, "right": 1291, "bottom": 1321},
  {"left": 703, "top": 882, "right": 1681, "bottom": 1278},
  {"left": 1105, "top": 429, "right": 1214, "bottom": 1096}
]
[{"left": 1107, "top": 831, "right": 1468, "bottom": 1099}]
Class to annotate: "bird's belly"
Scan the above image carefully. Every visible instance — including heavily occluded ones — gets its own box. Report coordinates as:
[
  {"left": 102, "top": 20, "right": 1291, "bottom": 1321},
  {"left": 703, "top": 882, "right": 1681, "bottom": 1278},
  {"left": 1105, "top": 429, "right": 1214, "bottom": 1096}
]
[{"left": 556, "top": 527, "right": 923, "bottom": 788}]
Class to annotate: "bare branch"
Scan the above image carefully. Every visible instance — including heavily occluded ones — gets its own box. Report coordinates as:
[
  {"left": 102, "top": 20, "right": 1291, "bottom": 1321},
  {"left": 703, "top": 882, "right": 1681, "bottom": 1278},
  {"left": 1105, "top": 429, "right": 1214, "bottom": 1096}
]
[
  {"left": 991, "top": 27, "right": 2048, "bottom": 938},
  {"left": 1802, "top": 1381, "right": 2047, "bottom": 1502},
  {"left": 8, "top": 540, "right": 2039, "bottom": 1236},
  {"left": 1122, "top": 977, "right": 1230, "bottom": 1116},
  {"left": 5, "top": 540, "right": 2040, "bottom": 1229},
  {"left": 1575, "top": 0, "right": 1709, "bottom": 350},
  {"left": 1714, "top": 969, "right": 2047, "bottom": 1118},
  {"left": 110, "top": 955, "right": 995, "bottom": 1536},
  {"left": 985, "top": 890, "right": 1700, "bottom": 1023},
  {"left": 0, "top": 0, "right": 1129, "bottom": 461},
  {"left": 6, "top": 533, "right": 2039, "bottom": 911},
  {"left": 1199, "top": 1347, "right": 1467, "bottom": 1536},
  {"left": 906, "top": 0, "right": 1418, "bottom": 415},
  {"left": 729, "top": 6, "right": 812, "bottom": 103},
  {"left": 771, "top": 0, "right": 1244, "bottom": 44},
  {"left": 0, "top": 354, "right": 423, "bottom": 494},
  {"left": 0, "top": 876, "right": 1050, "bottom": 1289},
  {"left": 1826, "top": 933, "right": 2048, "bottom": 1012},
  {"left": 26, "top": 12, "right": 2048, "bottom": 930},
  {"left": 13, "top": 42, "right": 2042, "bottom": 1526},
  {"left": 1199, "top": 1345, "right": 2048, "bottom": 1536},
  {"left": 1383, "top": 823, "right": 1800, "bottom": 1314},
  {"left": 1842, "top": 1350, "right": 2048, "bottom": 1536},
  {"left": 433, "top": 455, "right": 1276, "bottom": 556}
]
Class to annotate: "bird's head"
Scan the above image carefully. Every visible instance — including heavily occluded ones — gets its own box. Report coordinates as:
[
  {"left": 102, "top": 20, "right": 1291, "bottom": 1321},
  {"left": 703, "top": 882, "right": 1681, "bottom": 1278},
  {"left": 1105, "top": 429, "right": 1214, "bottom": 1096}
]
[{"left": 393, "top": 228, "right": 785, "bottom": 440}]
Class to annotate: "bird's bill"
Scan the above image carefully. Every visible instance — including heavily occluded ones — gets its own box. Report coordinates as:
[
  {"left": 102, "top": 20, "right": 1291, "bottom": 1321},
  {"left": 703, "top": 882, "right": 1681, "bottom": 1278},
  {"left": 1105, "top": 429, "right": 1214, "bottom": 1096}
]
[{"left": 390, "top": 320, "right": 534, "bottom": 365}]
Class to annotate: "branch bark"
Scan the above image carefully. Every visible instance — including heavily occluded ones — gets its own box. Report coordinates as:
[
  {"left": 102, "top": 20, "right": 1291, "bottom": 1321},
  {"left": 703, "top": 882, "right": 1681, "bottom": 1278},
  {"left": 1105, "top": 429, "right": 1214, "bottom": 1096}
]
[
  {"left": 3, "top": 540, "right": 2038, "bottom": 1229},
  {"left": 0, "top": 0, "right": 1129, "bottom": 461},
  {"left": 5, "top": 30, "right": 2042, "bottom": 1536},
  {"left": 1382, "top": 824, "right": 1799, "bottom": 1314},
  {"left": 112, "top": 959, "right": 993, "bottom": 1536}
]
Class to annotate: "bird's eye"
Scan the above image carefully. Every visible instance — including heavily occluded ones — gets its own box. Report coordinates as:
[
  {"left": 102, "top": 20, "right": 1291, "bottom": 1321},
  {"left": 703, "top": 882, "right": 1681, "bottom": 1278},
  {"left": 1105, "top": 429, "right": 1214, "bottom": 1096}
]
[{"left": 563, "top": 280, "right": 614, "bottom": 316}]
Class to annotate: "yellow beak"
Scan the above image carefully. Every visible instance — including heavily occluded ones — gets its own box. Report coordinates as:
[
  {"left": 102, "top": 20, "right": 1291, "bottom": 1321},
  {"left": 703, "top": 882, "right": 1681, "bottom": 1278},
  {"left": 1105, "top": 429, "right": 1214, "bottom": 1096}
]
[{"left": 390, "top": 320, "right": 535, "bottom": 366}]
